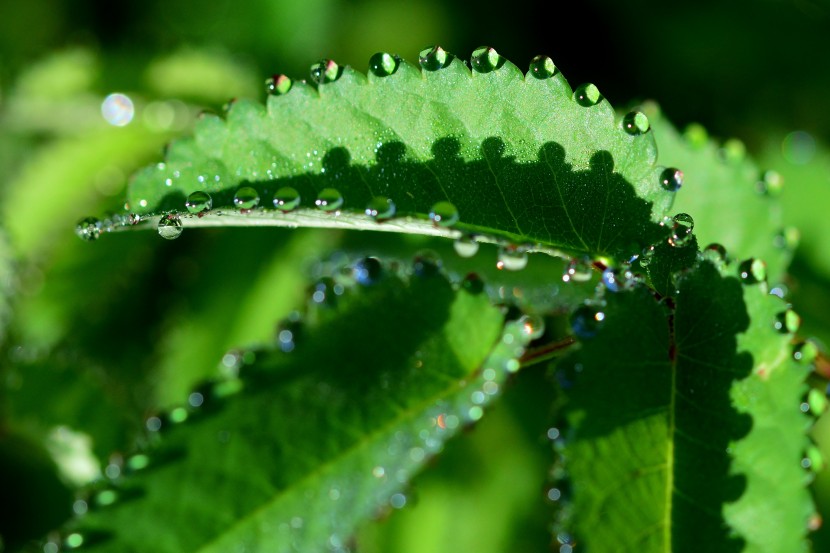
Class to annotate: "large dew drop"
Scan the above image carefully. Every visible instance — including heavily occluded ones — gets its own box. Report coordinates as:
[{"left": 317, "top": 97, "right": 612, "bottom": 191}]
[
  {"left": 453, "top": 235, "right": 479, "bottom": 258},
  {"left": 471, "top": 46, "right": 502, "bottom": 73},
  {"left": 660, "top": 168, "right": 684, "bottom": 191},
  {"left": 316, "top": 188, "right": 344, "bottom": 211},
  {"left": 574, "top": 83, "right": 601, "bottom": 107},
  {"left": 497, "top": 246, "right": 528, "bottom": 271},
  {"left": 774, "top": 309, "right": 801, "bottom": 334},
  {"left": 353, "top": 257, "right": 383, "bottom": 286},
  {"left": 75, "top": 217, "right": 101, "bottom": 242},
  {"left": 157, "top": 215, "right": 183, "bottom": 240},
  {"left": 368, "top": 52, "right": 400, "bottom": 77},
  {"left": 365, "top": 196, "right": 396, "bottom": 221},
  {"left": 529, "top": 55, "right": 556, "bottom": 79},
  {"left": 233, "top": 186, "right": 260, "bottom": 210},
  {"left": 622, "top": 111, "right": 650, "bottom": 135},
  {"left": 739, "top": 258, "right": 767, "bottom": 284},
  {"left": 266, "top": 74, "right": 293, "bottom": 96},
  {"left": 185, "top": 191, "right": 212, "bottom": 215},
  {"left": 669, "top": 213, "right": 694, "bottom": 247},
  {"left": 428, "top": 201, "right": 459, "bottom": 227},
  {"left": 562, "top": 257, "right": 593, "bottom": 283},
  {"left": 310, "top": 59, "right": 342, "bottom": 84},
  {"left": 419, "top": 46, "right": 450, "bottom": 71},
  {"left": 518, "top": 314, "right": 545, "bottom": 340},
  {"left": 273, "top": 187, "right": 301, "bottom": 211}
]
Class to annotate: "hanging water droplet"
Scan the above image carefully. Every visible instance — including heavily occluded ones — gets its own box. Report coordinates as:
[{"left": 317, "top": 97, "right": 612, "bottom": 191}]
[
  {"left": 562, "top": 257, "right": 593, "bottom": 283},
  {"left": 310, "top": 59, "right": 342, "bottom": 84},
  {"left": 571, "top": 305, "right": 605, "bottom": 339},
  {"left": 774, "top": 309, "right": 801, "bottom": 334},
  {"left": 518, "top": 314, "right": 545, "bottom": 340},
  {"left": 316, "top": 188, "right": 343, "bottom": 211},
  {"left": 353, "top": 257, "right": 382, "bottom": 286},
  {"left": 413, "top": 251, "right": 442, "bottom": 278},
  {"left": 739, "top": 258, "right": 767, "bottom": 284},
  {"left": 365, "top": 196, "right": 396, "bottom": 221},
  {"left": 703, "top": 243, "right": 727, "bottom": 264},
  {"left": 272, "top": 186, "right": 301, "bottom": 211},
  {"left": 529, "top": 55, "right": 556, "bottom": 79},
  {"left": 157, "top": 215, "right": 183, "bottom": 240},
  {"left": 497, "top": 245, "right": 528, "bottom": 271},
  {"left": 419, "top": 46, "right": 450, "bottom": 71},
  {"left": 622, "top": 111, "right": 650, "bottom": 135},
  {"left": 462, "top": 272, "right": 485, "bottom": 295},
  {"left": 369, "top": 52, "right": 400, "bottom": 77},
  {"left": 793, "top": 341, "right": 818, "bottom": 364},
  {"left": 669, "top": 213, "right": 694, "bottom": 247},
  {"left": 266, "top": 74, "right": 293, "bottom": 95},
  {"left": 471, "top": 46, "right": 502, "bottom": 73},
  {"left": 233, "top": 186, "right": 260, "bottom": 210},
  {"left": 429, "top": 201, "right": 459, "bottom": 227},
  {"left": 75, "top": 217, "right": 101, "bottom": 241},
  {"left": 453, "top": 235, "right": 479, "bottom": 258},
  {"left": 574, "top": 83, "right": 601, "bottom": 107},
  {"left": 756, "top": 169, "right": 784, "bottom": 196},
  {"left": 660, "top": 168, "right": 684, "bottom": 191},
  {"left": 185, "top": 191, "right": 212, "bottom": 214}
]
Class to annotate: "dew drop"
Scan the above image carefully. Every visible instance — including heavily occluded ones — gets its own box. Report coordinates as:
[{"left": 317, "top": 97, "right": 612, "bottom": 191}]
[
  {"left": 311, "top": 277, "right": 339, "bottom": 307},
  {"left": 756, "top": 169, "right": 784, "bottom": 196},
  {"left": 703, "top": 243, "right": 727, "bottom": 264},
  {"left": 684, "top": 123, "right": 708, "bottom": 148},
  {"left": 64, "top": 533, "right": 84, "bottom": 549},
  {"left": 574, "top": 83, "right": 601, "bottom": 107},
  {"left": 518, "top": 314, "right": 545, "bottom": 340},
  {"left": 529, "top": 55, "right": 556, "bottom": 79},
  {"left": 809, "top": 388, "right": 828, "bottom": 415},
  {"left": 419, "top": 46, "right": 450, "bottom": 71},
  {"left": 413, "top": 251, "right": 442, "bottom": 278},
  {"left": 75, "top": 217, "right": 101, "bottom": 242},
  {"left": 639, "top": 246, "right": 654, "bottom": 268},
  {"left": 660, "top": 168, "right": 684, "bottom": 191},
  {"left": 623, "top": 111, "right": 650, "bottom": 135},
  {"left": 428, "top": 201, "right": 459, "bottom": 227},
  {"left": 562, "top": 257, "right": 593, "bottom": 283},
  {"left": 266, "top": 74, "right": 293, "bottom": 95},
  {"left": 720, "top": 138, "right": 746, "bottom": 163},
  {"left": 461, "top": 272, "right": 485, "bottom": 295},
  {"left": 272, "top": 186, "right": 301, "bottom": 211},
  {"left": 601, "top": 267, "right": 634, "bottom": 292},
  {"left": 277, "top": 315, "right": 302, "bottom": 353},
  {"left": 774, "top": 309, "right": 801, "bottom": 334},
  {"left": 497, "top": 246, "right": 528, "bottom": 271},
  {"left": 389, "top": 493, "right": 407, "bottom": 509},
  {"left": 185, "top": 191, "right": 212, "bottom": 214},
  {"left": 738, "top": 258, "right": 767, "bottom": 284},
  {"left": 471, "top": 46, "right": 502, "bottom": 73},
  {"left": 369, "top": 52, "right": 400, "bottom": 77},
  {"left": 315, "top": 188, "right": 343, "bottom": 211},
  {"left": 669, "top": 213, "right": 694, "bottom": 247},
  {"left": 157, "top": 214, "right": 183, "bottom": 240},
  {"left": 234, "top": 186, "right": 260, "bottom": 210},
  {"left": 365, "top": 196, "right": 396, "bottom": 221},
  {"left": 453, "top": 235, "right": 479, "bottom": 258},
  {"left": 774, "top": 227, "right": 800, "bottom": 250},
  {"left": 353, "top": 257, "right": 383, "bottom": 286},
  {"left": 793, "top": 341, "right": 818, "bottom": 364},
  {"left": 571, "top": 305, "right": 605, "bottom": 339},
  {"left": 310, "top": 59, "right": 342, "bottom": 85}
]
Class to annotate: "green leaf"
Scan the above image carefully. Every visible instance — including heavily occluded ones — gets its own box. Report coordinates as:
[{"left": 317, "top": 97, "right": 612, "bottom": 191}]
[
  {"left": 554, "top": 259, "right": 810, "bottom": 552},
  {"left": 68, "top": 262, "right": 535, "bottom": 552},
  {"left": 121, "top": 48, "right": 674, "bottom": 263},
  {"left": 645, "top": 104, "right": 791, "bottom": 282}
]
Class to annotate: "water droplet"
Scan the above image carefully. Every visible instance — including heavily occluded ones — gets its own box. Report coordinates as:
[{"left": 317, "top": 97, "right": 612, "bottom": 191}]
[
  {"left": 774, "top": 309, "right": 801, "bottom": 334},
  {"left": 774, "top": 226, "right": 800, "bottom": 250},
  {"left": 75, "top": 217, "right": 101, "bottom": 241},
  {"left": 234, "top": 186, "right": 260, "bottom": 210},
  {"left": 94, "top": 489, "right": 118, "bottom": 507},
  {"left": 562, "top": 257, "right": 593, "bottom": 283},
  {"left": 806, "top": 445, "right": 825, "bottom": 472},
  {"left": 601, "top": 267, "right": 634, "bottom": 292},
  {"left": 669, "top": 213, "right": 694, "bottom": 247},
  {"left": 310, "top": 59, "right": 342, "bottom": 84},
  {"left": 739, "top": 258, "right": 767, "bottom": 284},
  {"left": 529, "top": 55, "right": 556, "bottom": 79},
  {"left": 518, "top": 314, "right": 545, "bottom": 340},
  {"left": 623, "top": 111, "right": 650, "bottom": 135},
  {"left": 157, "top": 215, "right": 183, "bottom": 240},
  {"left": 277, "top": 315, "right": 302, "bottom": 353},
  {"left": 185, "top": 191, "right": 212, "bottom": 214},
  {"left": 571, "top": 305, "right": 605, "bottom": 339},
  {"left": 126, "top": 454, "right": 150, "bottom": 472},
  {"left": 353, "top": 257, "right": 382, "bottom": 286},
  {"left": 756, "top": 170, "right": 784, "bottom": 195},
  {"left": 462, "top": 272, "right": 485, "bottom": 294},
  {"left": 316, "top": 188, "right": 343, "bottom": 211},
  {"left": 365, "top": 196, "right": 396, "bottom": 221},
  {"left": 497, "top": 246, "right": 528, "bottom": 271},
  {"left": 703, "top": 243, "right": 727, "bottom": 264},
  {"left": 684, "top": 123, "right": 708, "bottom": 148},
  {"left": 792, "top": 341, "right": 818, "bottom": 364},
  {"left": 428, "top": 201, "right": 459, "bottom": 227},
  {"left": 574, "top": 83, "right": 601, "bottom": 107},
  {"left": 311, "top": 277, "right": 339, "bottom": 307},
  {"left": 266, "top": 74, "right": 293, "bottom": 95},
  {"left": 273, "top": 186, "right": 301, "bottom": 211},
  {"left": 782, "top": 130, "right": 816, "bottom": 165},
  {"left": 639, "top": 246, "right": 654, "bottom": 268},
  {"left": 413, "top": 251, "right": 442, "bottom": 278},
  {"left": 660, "top": 168, "right": 684, "bottom": 191},
  {"left": 471, "top": 46, "right": 502, "bottom": 73},
  {"left": 809, "top": 388, "right": 828, "bottom": 415},
  {"left": 419, "top": 46, "right": 450, "bottom": 71},
  {"left": 101, "top": 93, "right": 134, "bottom": 126},
  {"left": 369, "top": 52, "right": 400, "bottom": 77},
  {"left": 453, "top": 235, "right": 479, "bottom": 258},
  {"left": 720, "top": 138, "right": 746, "bottom": 163},
  {"left": 390, "top": 493, "right": 407, "bottom": 509},
  {"left": 64, "top": 533, "right": 84, "bottom": 549}
]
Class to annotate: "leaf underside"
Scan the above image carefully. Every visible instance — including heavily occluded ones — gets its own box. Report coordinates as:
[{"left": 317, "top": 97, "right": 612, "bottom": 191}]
[
  {"left": 70, "top": 263, "right": 533, "bottom": 553},
  {"left": 122, "top": 50, "right": 675, "bottom": 262},
  {"left": 555, "top": 259, "right": 810, "bottom": 553}
]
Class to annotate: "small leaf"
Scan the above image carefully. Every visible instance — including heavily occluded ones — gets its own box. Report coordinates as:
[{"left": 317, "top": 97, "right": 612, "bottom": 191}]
[{"left": 70, "top": 263, "right": 533, "bottom": 552}]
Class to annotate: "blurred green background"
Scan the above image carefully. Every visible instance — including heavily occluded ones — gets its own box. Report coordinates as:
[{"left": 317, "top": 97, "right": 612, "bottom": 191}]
[{"left": 1, "top": 0, "right": 829, "bottom": 550}]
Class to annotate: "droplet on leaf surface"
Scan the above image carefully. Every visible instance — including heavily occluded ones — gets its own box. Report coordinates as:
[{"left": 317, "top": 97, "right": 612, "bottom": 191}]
[
  {"left": 428, "top": 201, "right": 459, "bottom": 227},
  {"left": 365, "top": 196, "right": 396, "bottom": 221},
  {"left": 273, "top": 187, "right": 301, "bottom": 211},
  {"left": 75, "top": 217, "right": 101, "bottom": 242},
  {"left": 529, "top": 55, "right": 556, "bottom": 79},
  {"left": 233, "top": 186, "right": 260, "bottom": 210},
  {"left": 157, "top": 215, "right": 183, "bottom": 240},
  {"left": 316, "top": 188, "right": 344, "bottom": 211},
  {"left": 419, "top": 46, "right": 450, "bottom": 71},
  {"left": 369, "top": 52, "right": 400, "bottom": 77},
  {"left": 185, "top": 191, "right": 212, "bottom": 214}
]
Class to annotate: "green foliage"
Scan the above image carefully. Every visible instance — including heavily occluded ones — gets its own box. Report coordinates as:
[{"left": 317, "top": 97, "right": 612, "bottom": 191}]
[{"left": 1, "top": 29, "right": 828, "bottom": 553}]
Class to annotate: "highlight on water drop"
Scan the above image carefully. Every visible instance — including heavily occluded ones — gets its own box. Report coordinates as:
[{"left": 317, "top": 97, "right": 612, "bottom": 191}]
[{"left": 570, "top": 304, "right": 605, "bottom": 339}]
